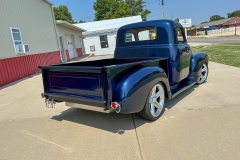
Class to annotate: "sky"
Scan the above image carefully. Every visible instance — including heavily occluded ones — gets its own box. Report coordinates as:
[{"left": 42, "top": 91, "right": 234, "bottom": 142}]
[{"left": 50, "top": 0, "right": 240, "bottom": 25}]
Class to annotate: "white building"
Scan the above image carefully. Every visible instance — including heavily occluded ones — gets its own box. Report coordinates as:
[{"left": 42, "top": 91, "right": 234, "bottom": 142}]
[
  {"left": 56, "top": 20, "right": 86, "bottom": 61},
  {"left": 74, "top": 16, "right": 142, "bottom": 55}
]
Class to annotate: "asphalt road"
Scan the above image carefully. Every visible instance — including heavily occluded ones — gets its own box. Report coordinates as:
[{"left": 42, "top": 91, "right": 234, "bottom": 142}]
[
  {"left": 188, "top": 37, "right": 240, "bottom": 43},
  {"left": 1, "top": 62, "right": 240, "bottom": 160}
]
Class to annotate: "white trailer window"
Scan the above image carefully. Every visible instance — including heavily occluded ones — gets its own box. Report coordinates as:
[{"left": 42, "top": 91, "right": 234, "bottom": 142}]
[
  {"left": 10, "top": 27, "right": 23, "bottom": 53},
  {"left": 99, "top": 35, "right": 109, "bottom": 48}
]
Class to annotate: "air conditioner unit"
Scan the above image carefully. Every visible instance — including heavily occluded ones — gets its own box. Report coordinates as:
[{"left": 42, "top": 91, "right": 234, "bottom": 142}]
[{"left": 16, "top": 44, "right": 30, "bottom": 53}]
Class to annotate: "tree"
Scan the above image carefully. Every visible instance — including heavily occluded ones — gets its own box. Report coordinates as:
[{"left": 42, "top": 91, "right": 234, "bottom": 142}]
[
  {"left": 140, "top": 9, "right": 151, "bottom": 21},
  {"left": 79, "top": 20, "right": 86, "bottom": 23},
  {"left": 174, "top": 18, "right": 179, "bottom": 22},
  {"left": 103, "top": 0, "right": 131, "bottom": 20},
  {"left": 53, "top": 5, "right": 75, "bottom": 24},
  {"left": 126, "top": 0, "right": 151, "bottom": 21},
  {"left": 93, "top": 0, "right": 151, "bottom": 21},
  {"left": 201, "top": 21, "right": 208, "bottom": 24},
  {"left": 93, "top": 0, "right": 130, "bottom": 21},
  {"left": 209, "top": 15, "right": 225, "bottom": 22},
  {"left": 227, "top": 10, "right": 240, "bottom": 18}
]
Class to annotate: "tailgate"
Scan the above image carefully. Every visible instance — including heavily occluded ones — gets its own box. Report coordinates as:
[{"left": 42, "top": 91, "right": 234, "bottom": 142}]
[{"left": 41, "top": 66, "right": 108, "bottom": 106}]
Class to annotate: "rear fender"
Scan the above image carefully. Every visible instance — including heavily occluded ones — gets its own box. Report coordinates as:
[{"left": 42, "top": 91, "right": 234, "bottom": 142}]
[
  {"left": 113, "top": 66, "right": 170, "bottom": 114},
  {"left": 188, "top": 52, "right": 208, "bottom": 81}
]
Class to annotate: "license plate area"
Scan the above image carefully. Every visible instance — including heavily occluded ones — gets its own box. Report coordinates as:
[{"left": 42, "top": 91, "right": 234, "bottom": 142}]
[{"left": 45, "top": 72, "right": 104, "bottom": 100}]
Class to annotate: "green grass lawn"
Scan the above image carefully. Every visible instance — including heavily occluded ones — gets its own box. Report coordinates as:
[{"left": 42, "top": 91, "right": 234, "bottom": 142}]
[{"left": 192, "top": 43, "right": 240, "bottom": 67}]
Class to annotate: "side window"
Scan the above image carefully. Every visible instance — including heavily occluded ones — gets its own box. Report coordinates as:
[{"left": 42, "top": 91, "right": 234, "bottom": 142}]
[
  {"left": 10, "top": 27, "right": 23, "bottom": 53},
  {"left": 125, "top": 32, "right": 135, "bottom": 42},
  {"left": 125, "top": 27, "right": 156, "bottom": 42},
  {"left": 99, "top": 35, "right": 108, "bottom": 48},
  {"left": 176, "top": 27, "right": 186, "bottom": 43}
]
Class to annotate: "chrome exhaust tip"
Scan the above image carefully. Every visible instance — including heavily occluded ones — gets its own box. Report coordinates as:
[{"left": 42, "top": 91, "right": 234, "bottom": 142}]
[{"left": 111, "top": 102, "right": 121, "bottom": 113}]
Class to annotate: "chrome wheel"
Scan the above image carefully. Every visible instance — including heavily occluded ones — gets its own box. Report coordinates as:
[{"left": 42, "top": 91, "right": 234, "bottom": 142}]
[
  {"left": 198, "top": 64, "right": 208, "bottom": 84},
  {"left": 149, "top": 84, "right": 165, "bottom": 117}
]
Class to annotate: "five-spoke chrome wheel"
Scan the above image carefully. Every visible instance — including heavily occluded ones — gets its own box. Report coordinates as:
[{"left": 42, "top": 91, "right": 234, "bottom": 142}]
[
  {"left": 138, "top": 83, "right": 165, "bottom": 121},
  {"left": 198, "top": 63, "right": 208, "bottom": 84},
  {"left": 149, "top": 84, "right": 165, "bottom": 117}
]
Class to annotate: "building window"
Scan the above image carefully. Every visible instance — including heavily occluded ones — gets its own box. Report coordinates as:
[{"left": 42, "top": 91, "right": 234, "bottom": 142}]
[
  {"left": 125, "top": 27, "right": 157, "bottom": 42},
  {"left": 10, "top": 27, "right": 23, "bottom": 53},
  {"left": 99, "top": 35, "right": 108, "bottom": 48}
]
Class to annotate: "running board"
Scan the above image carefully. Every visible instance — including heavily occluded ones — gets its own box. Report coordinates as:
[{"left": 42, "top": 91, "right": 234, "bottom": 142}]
[{"left": 171, "top": 81, "right": 196, "bottom": 98}]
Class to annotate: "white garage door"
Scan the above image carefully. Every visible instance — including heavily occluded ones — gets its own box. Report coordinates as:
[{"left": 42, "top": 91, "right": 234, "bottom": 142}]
[{"left": 66, "top": 36, "right": 75, "bottom": 59}]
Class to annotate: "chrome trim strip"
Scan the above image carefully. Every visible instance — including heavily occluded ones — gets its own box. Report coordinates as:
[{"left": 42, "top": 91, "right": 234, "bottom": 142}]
[{"left": 66, "top": 102, "right": 113, "bottom": 113}]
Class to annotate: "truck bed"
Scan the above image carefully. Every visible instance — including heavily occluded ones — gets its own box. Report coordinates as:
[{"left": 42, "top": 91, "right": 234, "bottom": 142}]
[{"left": 40, "top": 58, "right": 168, "bottom": 112}]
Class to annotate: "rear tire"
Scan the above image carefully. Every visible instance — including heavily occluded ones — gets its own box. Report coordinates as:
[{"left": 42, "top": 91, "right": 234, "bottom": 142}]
[{"left": 138, "top": 83, "right": 165, "bottom": 121}]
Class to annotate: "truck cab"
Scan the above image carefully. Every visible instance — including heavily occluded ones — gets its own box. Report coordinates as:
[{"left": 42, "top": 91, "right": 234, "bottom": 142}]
[
  {"left": 115, "top": 20, "right": 192, "bottom": 85},
  {"left": 40, "top": 20, "right": 208, "bottom": 121}
]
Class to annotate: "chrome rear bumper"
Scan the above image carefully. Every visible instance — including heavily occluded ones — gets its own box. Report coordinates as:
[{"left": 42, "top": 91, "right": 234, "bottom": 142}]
[{"left": 66, "top": 102, "right": 113, "bottom": 113}]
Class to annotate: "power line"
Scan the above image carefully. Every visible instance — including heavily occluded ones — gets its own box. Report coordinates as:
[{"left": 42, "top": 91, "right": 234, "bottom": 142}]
[
  {"left": 148, "top": 14, "right": 162, "bottom": 18},
  {"left": 165, "top": 3, "right": 173, "bottom": 20},
  {"left": 145, "top": 0, "right": 159, "bottom": 5}
]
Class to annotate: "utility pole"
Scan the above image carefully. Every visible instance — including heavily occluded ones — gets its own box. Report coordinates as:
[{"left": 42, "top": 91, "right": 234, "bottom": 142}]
[
  {"left": 161, "top": 0, "right": 164, "bottom": 19},
  {"left": 195, "top": 22, "right": 197, "bottom": 36}
]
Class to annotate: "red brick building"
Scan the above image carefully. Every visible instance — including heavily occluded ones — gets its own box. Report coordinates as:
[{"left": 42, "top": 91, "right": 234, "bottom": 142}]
[{"left": 187, "top": 17, "right": 240, "bottom": 36}]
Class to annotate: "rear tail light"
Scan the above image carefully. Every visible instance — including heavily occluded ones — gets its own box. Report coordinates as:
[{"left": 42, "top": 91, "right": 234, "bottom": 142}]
[
  {"left": 111, "top": 102, "right": 119, "bottom": 109},
  {"left": 111, "top": 102, "right": 121, "bottom": 113},
  {"left": 41, "top": 93, "right": 45, "bottom": 98}
]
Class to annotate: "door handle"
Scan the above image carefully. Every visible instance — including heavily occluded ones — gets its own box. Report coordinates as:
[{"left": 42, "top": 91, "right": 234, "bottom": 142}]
[{"left": 180, "top": 50, "right": 184, "bottom": 55}]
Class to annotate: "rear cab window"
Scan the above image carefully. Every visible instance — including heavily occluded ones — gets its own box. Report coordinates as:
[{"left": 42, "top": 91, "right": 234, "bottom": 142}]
[{"left": 125, "top": 27, "right": 157, "bottom": 42}]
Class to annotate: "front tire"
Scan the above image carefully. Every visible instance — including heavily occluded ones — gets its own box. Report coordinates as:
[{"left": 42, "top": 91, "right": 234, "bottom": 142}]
[
  {"left": 196, "top": 63, "right": 208, "bottom": 84},
  {"left": 138, "top": 83, "right": 165, "bottom": 121}
]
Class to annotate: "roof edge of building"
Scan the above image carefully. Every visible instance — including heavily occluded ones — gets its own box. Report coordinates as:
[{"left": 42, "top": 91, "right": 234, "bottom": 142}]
[
  {"left": 223, "top": 16, "right": 240, "bottom": 25},
  {"left": 74, "top": 15, "right": 142, "bottom": 29},
  {"left": 83, "top": 28, "right": 119, "bottom": 36},
  {"left": 196, "top": 17, "right": 235, "bottom": 28},
  {"left": 56, "top": 20, "right": 87, "bottom": 32},
  {"left": 42, "top": 0, "right": 53, "bottom": 5},
  {"left": 83, "top": 15, "right": 141, "bottom": 24}
]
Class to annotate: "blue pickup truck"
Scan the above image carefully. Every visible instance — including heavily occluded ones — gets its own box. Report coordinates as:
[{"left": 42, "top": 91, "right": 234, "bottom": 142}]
[{"left": 40, "top": 20, "right": 208, "bottom": 121}]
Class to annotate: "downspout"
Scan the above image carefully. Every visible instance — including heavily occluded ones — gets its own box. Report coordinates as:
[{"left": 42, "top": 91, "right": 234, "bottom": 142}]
[{"left": 49, "top": 4, "right": 65, "bottom": 63}]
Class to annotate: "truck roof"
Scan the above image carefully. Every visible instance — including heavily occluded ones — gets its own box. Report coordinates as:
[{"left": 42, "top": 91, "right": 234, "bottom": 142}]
[
  {"left": 118, "top": 19, "right": 181, "bottom": 31},
  {"left": 116, "top": 20, "right": 182, "bottom": 47}
]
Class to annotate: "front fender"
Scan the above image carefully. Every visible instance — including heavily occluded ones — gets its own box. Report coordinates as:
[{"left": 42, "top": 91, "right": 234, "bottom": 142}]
[
  {"left": 113, "top": 66, "right": 170, "bottom": 114},
  {"left": 189, "top": 52, "right": 208, "bottom": 81}
]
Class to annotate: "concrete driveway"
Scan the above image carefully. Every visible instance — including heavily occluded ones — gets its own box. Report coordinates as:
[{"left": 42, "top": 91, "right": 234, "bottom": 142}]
[{"left": 0, "top": 62, "right": 240, "bottom": 160}]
